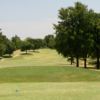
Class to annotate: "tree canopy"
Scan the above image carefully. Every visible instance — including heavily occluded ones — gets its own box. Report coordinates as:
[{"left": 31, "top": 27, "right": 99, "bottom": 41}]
[{"left": 54, "top": 2, "right": 100, "bottom": 69}]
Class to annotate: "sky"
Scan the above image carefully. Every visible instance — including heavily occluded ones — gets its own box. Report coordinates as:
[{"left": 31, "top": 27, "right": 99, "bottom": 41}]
[{"left": 0, "top": 0, "right": 100, "bottom": 39}]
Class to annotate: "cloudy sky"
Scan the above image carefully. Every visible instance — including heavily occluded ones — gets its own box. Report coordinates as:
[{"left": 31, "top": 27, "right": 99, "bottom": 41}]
[{"left": 0, "top": 0, "right": 100, "bottom": 39}]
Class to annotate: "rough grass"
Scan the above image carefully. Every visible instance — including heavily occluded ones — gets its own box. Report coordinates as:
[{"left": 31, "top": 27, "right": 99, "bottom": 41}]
[{"left": 0, "top": 83, "right": 100, "bottom": 100}]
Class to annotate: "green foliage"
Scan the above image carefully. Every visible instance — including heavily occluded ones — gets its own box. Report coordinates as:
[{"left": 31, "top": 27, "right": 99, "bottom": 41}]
[
  {"left": 44, "top": 35, "right": 55, "bottom": 49},
  {"left": 21, "top": 40, "right": 32, "bottom": 54},
  {"left": 90, "top": 13, "right": 100, "bottom": 69},
  {"left": 26, "top": 38, "right": 45, "bottom": 50},
  {"left": 0, "top": 31, "right": 14, "bottom": 57},
  {"left": 19, "top": 37, "right": 45, "bottom": 54},
  {"left": 4, "top": 40, "right": 15, "bottom": 56},
  {"left": 0, "top": 43, "right": 6, "bottom": 57},
  {"left": 25, "top": 37, "right": 35, "bottom": 50},
  {"left": 32, "top": 39, "right": 45, "bottom": 49},
  {"left": 11, "top": 35, "right": 22, "bottom": 50},
  {"left": 54, "top": 2, "right": 100, "bottom": 69}
]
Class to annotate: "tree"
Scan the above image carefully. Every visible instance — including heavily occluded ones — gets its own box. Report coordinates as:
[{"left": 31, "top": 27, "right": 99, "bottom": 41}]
[
  {"left": 54, "top": 21, "right": 75, "bottom": 65},
  {"left": 26, "top": 37, "right": 35, "bottom": 51},
  {"left": 90, "top": 12, "right": 100, "bottom": 69},
  {"left": 0, "top": 30, "right": 15, "bottom": 57},
  {"left": 34, "top": 39, "right": 45, "bottom": 49},
  {"left": 74, "top": 5, "right": 93, "bottom": 68},
  {"left": 0, "top": 30, "right": 7, "bottom": 57},
  {"left": 0, "top": 44, "right": 6, "bottom": 57},
  {"left": 26, "top": 38, "right": 45, "bottom": 50},
  {"left": 4, "top": 40, "right": 15, "bottom": 56},
  {"left": 44, "top": 35, "right": 55, "bottom": 49},
  {"left": 11, "top": 35, "right": 22, "bottom": 50},
  {"left": 21, "top": 40, "right": 32, "bottom": 54},
  {"left": 54, "top": 2, "right": 92, "bottom": 68}
]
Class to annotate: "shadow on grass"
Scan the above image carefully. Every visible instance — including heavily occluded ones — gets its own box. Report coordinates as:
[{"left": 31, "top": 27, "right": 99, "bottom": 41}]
[
  {"left": 2, "top": 55, "right": 12, "bottom": 58},
  {"left": 88, "top": 61, "right": 100, "bottom": 69},
  {"left": 21, "top": 52, "right": 33, "bottom": 55},
  {"left": 85, "top": 67, "right": 96, "bottom": 70},
  {"left": 30, "top": 50, "right": 40, "bottom": 53}
]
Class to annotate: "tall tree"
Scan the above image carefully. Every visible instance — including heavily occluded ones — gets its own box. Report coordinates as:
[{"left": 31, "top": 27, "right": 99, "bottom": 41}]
[
  {"left": 26, "top": 37, "right": 35, "bottom": 51},
  {"left": 11, "top": 35, "right": 22, "bottom": 50},
  {"left": 0, "top": 30, "right": 7, "bottom": 57},
  {"left": 90, "top": 12, "right": 100, "bottom": 69},
  {"left": 26, "top": 38, "right": 45, "bottom": 50},
  {"left": 21, "top": 40, "right": 32, "bottom": 54},
  {"left": 44, "top": 35, "right": 55, "bottom": 49},
  {"left": 54, "top": 2, "right": 92, "bottom": 68},
  {"left": 4, "top": 39, "right": 15, "bottom": 56}
]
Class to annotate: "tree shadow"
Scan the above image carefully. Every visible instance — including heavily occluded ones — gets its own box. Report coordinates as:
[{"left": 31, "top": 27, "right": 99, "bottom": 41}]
[
  {"left": 3, "top": 55, "right": 12, "bottom": 58},
  {"left": 86, "top": 67, "right": 96, "bottom": 70},
  {"left": 32, "top": 50, "right": 40, "bottom": 53},
  {"left": 0, "top": 57, "right": 3, "bottom": 60},
  {"left": 21, "top": 52, "right": 33, "bottom": 55},
  {"left": 87, "top": 61, "right": 99, "bottom": 69}
]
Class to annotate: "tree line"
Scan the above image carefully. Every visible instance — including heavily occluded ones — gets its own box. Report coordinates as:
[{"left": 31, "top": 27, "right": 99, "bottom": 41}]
[
  {"left": 0, "top": 30, "right": 55, "bottom": 57},
  {"left": 1, "top": 2, "right": 100, "bottom": 69},
  {"left": 54, "top": 2, "right": 100, "bottom": 69}
]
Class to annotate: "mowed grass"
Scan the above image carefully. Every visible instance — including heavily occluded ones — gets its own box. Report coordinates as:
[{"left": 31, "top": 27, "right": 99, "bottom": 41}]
[
  {"left": 0, "top": 49, "right": 99, "bottom": 82},
  {"left": 0, "top": 66, "right": 100, "bottom": 82},
  {"left": 0, "top": 49, "right": 68, "bottom": 68},
  {"left": 0, "top": 49, "right": 100, "bottom": 100},
  {"left": 0, "top": 83, "right": 100, "bottom": 100}
]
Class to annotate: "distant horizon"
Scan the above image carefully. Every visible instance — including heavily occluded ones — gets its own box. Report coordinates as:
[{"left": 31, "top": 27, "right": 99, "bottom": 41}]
[{"left": 0, "top": 0, "right": 100, "bottom": 39}]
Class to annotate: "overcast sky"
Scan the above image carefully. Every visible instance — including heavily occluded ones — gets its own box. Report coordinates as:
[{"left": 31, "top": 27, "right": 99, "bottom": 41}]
[{"left": 0, "top": 0, "right": 100, "bottom": 39}]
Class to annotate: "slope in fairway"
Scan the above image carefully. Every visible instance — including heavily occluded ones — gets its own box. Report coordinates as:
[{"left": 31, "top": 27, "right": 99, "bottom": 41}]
[
  {"left": 0, "top": 49, "right": 68, "bottom": 68},
  {"left": 0, "top": 83, "right": 100, "bottom": 100},
  {"left": 0, "top": 49, "right": 99, "bottom": 82}
]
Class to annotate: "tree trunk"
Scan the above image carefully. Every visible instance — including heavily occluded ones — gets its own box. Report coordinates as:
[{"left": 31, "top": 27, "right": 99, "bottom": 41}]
[
  {"left": 71, "top": 59, "right": 73, "bottom": 65},
  {"left": 76, "top": 57, "right": 79, "bottom": 67},
  {"left": 26, "top": 50, "right": 27, "bottom": 54},
  {"left": 70, "top": 57, "right": 73, "bottom": 65},
  {"left": 95, "top": 47, "right": 100, "bottom": 69},
  {"left": 94, "top": 28, "right": 100, "bottom": 69},
  {"left": 96, "top": 56, "right": 100, "bottom": 69},
  {"left": 84, "top": 58, "right": 87, "bottom": 68}
]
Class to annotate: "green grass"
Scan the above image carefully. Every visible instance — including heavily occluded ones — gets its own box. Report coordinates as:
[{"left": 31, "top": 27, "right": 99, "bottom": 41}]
[
  {"left": 0, "top": 49, "right": 68, "bottom": 68},
  {"left": 0, "top": 49, "right": 99, "bottom": 82},
  {"left": 0, "top": 66, "right": 100, "bottom": 82},
  {"left": 0, "top": 83, "right": 100, "bottom": 100},
  {"left": 0, "top": 49, "right": 100, "bottom": 99}
]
